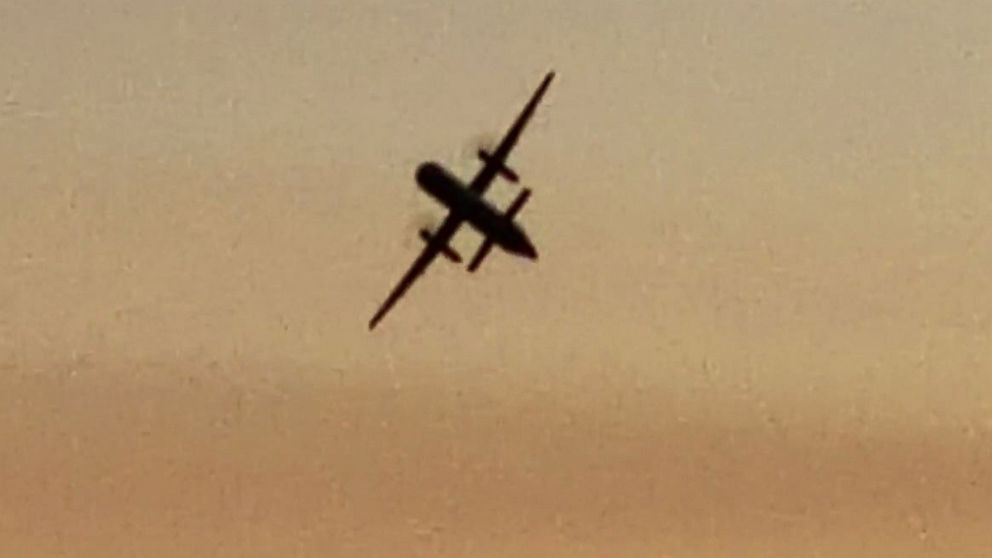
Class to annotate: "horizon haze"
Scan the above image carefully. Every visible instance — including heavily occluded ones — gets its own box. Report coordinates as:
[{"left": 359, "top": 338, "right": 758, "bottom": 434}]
[{"left": 2, "top": 1, "right": 991, "bottom": 556}]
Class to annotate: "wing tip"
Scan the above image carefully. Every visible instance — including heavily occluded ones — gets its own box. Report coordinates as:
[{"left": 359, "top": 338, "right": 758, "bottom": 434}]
[{"left": 368, "top": 313, "right": 383, "bottom": 331}]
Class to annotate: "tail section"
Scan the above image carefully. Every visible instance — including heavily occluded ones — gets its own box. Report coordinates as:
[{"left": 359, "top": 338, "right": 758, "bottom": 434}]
[{"left": 467, "top": 188, "right": 532, "bottom": 273}]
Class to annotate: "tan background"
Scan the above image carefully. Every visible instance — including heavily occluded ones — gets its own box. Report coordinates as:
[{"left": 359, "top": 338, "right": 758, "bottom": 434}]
[{"left": 2, "top": 1, "right": 991, "bottom": 556}]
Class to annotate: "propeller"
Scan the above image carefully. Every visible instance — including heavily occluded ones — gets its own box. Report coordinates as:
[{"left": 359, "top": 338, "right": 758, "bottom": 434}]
[
  {"left": 455, "top": 131, "right": 500, "bottom": 166},
  {"left": 402, "top": 209, "right": 441, "bottom": 249}
]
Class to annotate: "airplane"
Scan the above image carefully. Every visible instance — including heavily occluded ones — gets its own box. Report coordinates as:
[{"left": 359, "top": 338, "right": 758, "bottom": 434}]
[{"left": 368, "top": 70, "right": 555, "bottom": 330}]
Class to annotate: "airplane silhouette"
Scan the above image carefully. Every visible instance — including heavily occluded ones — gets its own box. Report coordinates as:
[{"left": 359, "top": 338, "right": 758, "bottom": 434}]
[{"left": 368, "top": 71, "right": 555, "bottom": 330}]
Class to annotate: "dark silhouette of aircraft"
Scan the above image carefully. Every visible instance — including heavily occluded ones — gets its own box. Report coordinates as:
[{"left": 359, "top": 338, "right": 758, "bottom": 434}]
[{"left": 368, "top": 71, "right": 555, "bottom": 330}]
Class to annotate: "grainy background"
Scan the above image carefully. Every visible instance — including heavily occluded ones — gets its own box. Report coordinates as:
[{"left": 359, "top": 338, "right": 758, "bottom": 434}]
[{"left": 2, "top": 1, "right": 991, "bottom": 556}]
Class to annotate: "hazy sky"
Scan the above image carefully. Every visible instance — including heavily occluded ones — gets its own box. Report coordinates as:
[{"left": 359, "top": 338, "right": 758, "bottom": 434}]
[
  {"left": 2, "top": 2, "right": 992, "bottom": 555},
  {"left": 3, "top": 0, "right": 991, "bottom": 411}
]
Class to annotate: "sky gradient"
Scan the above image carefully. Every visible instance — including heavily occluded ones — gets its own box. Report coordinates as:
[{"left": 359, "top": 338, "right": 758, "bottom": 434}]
[{"left": 2, "top": 1, "right": 991, "bottom": 556}]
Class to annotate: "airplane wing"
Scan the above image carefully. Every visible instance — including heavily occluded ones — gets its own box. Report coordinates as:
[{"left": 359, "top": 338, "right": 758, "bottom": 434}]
[
  {"left": 368, "top": 215, "right": 462, "bottom": 330},
  {"left": 469, "top": 71, "right": 555, "bottom": 195},
  {"left": 369, "top": 70, "right": 554, "bottom": 330}
]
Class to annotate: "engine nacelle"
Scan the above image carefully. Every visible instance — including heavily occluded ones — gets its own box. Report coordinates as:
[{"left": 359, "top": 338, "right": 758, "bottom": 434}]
[
  {"left": 419, "top": 228, "right": 462, "bottom": 263},
  {"left": 477, "top": 149, "right": 519, "bottom": 183}
]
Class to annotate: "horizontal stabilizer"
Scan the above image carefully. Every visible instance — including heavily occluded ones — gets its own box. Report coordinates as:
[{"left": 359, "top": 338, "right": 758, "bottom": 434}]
[
  {"left": 504, "top": 187, "right": 531, "bottom": 219},
  {"left": 467, "top": 238, "right": 494, "bottom": 273},
  {"left": 467, "top": 188, "right": 532, "bottom": 273},
  {"left": 477, "top": 149, "right": 519, "bottom": 183},
  {"left": 419, "top": 229, "right": 461, "bottom": 263}
]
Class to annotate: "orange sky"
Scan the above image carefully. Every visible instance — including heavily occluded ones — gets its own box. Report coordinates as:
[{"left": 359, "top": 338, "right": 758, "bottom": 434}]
[{"left": 1, "top": 1, "right": 991, "bottom": 556}]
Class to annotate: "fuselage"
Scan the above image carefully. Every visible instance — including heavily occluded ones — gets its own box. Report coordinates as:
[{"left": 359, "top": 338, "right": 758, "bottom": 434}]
[{"left": 415, "top": 162, "right": 537, "bottom": 258}]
